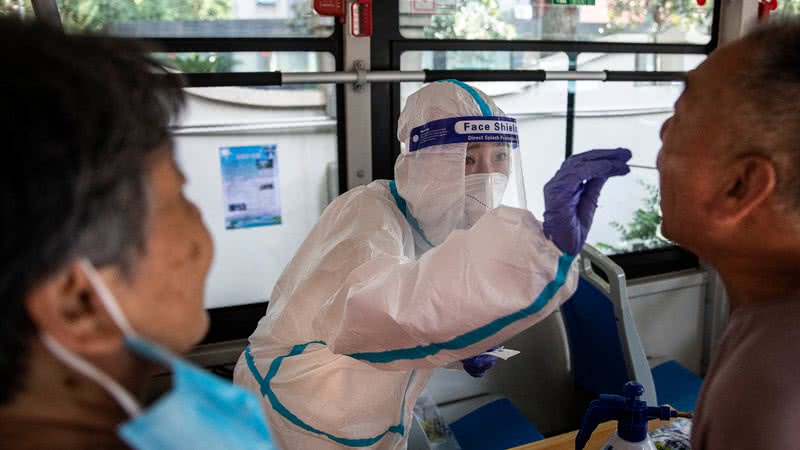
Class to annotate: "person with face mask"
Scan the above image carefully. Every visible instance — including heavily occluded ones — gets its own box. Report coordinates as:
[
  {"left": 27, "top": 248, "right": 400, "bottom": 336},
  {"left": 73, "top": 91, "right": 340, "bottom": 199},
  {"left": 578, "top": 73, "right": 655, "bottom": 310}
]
[
  {"left": 0, "top": 19, "right": 275, "bottom": 449},
  {"left": 41, "top": 261, "right": 277, "bottom": 450},
  {"left": 234, "top": 80, "right": 631, "bottom": 449}
]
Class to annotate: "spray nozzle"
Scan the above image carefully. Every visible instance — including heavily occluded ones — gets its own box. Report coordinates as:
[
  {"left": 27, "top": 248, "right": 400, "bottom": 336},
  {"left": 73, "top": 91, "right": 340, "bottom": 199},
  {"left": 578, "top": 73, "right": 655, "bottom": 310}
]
[{"left": 575, "top": 381, "right": 680, "bottom": 450}]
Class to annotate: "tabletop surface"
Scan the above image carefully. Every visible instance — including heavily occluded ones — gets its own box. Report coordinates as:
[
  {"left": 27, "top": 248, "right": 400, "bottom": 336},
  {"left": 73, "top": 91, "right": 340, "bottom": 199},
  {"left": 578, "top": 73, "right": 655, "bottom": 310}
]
[{"left": 511, "top": 419, "right": 676, "bottom": 450}]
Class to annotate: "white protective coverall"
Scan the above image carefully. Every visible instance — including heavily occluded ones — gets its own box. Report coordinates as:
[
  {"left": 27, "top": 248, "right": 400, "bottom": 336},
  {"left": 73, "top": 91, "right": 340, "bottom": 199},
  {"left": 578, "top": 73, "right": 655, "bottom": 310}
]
[{"left": 234, "top": 81, "right": 579, "bottom": 450}]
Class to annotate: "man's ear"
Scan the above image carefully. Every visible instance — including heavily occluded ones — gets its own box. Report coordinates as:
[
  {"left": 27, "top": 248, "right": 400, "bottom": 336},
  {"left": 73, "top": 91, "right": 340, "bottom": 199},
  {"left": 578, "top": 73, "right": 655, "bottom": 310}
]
[
  {"left": 708, "top": 154, "right": 776, "bottom": 226},
  {"left": 25, "top": 261, "right": 124, "bottom": 356}
]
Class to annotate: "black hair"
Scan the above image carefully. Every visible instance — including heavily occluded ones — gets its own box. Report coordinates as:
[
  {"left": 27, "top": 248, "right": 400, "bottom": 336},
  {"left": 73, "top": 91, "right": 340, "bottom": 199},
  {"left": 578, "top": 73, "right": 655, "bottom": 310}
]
[{"left": 0, "top": 18, "right": 184, "bottom": 403}]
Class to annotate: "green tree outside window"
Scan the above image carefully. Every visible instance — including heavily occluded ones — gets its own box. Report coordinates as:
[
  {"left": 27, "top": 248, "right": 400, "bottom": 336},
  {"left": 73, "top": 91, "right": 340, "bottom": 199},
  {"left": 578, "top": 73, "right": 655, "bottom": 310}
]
[
  {"left": 597, "top": 180, "right": 671, "bottom": 254},
  {"left": 1, "top": 0, "right": 33, "bottom": 18},
  {"left": 56, "top": 0, "right": 231, "bottom": 33}
]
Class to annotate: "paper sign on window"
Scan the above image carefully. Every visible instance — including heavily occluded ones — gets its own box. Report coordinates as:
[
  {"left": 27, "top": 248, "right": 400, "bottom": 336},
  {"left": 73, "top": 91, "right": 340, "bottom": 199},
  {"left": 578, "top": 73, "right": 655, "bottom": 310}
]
[{"left": 219, "top": 145, "right": 282, "bottom": 230}]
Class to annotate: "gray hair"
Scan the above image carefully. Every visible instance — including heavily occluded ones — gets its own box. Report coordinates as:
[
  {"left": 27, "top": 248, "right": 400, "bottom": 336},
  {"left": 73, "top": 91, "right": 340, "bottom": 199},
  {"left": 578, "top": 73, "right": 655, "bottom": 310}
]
[
  {"left": 735, "top": 18, "right": 800, "bottom": 212},
  {"left": 0, "top": 18, "right": 184, "bottom": 403}
]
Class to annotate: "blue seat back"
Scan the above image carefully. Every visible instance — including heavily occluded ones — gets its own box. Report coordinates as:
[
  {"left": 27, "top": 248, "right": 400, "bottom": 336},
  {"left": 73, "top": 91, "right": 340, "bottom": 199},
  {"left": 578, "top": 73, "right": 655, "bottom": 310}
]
[
  {"left": 450, "top": 398, "right": 544, "bottom": 450},
  {"left": 651, "top": 360, "right": 703, "bottom": 412},
  {"left": 561, "top": 277, "right": 630, "bottom": 397},
  {"left": 561, "top": 248, "right": 703, "bottom": 408}
]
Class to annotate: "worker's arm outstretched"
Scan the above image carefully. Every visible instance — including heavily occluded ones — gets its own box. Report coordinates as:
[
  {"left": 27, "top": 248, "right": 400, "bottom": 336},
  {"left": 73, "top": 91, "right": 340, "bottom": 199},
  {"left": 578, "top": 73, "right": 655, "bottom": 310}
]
[{"left": 312, "top": 148, "right": 630, "bottom": 371}]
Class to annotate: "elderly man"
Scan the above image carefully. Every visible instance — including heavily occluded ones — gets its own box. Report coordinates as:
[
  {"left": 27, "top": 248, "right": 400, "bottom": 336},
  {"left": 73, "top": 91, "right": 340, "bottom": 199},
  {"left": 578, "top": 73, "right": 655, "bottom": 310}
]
[{"left": 657, "top": 18, "right": 800, "bottom": 449}]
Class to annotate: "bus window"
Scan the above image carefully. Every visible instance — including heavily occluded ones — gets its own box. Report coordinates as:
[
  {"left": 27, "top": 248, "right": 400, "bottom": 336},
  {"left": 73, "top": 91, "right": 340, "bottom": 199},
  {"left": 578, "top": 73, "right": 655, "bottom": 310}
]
[
  {"left": 573, "top": 53, "right": 705, "bottom": 254},
  {"left": 0, "top": 0, "right": 32, "bottom": 18},
  {"left": 154, "top": 51, "right": 334, "bottom": 75},
  {"left": 173, "top": 81, "right": 338, "bottom": 310},
  {"left": 399, "top": 0, "right": 713, "bottom": 44},
  {"left": 168, "top": 52, "right": 337, "bottom": 310},
  {"left": 773, "top": 0, "right": 800, "bottom": 16},
  {"left": 55, "top": 0, "right": 334, "bottom": 38}
]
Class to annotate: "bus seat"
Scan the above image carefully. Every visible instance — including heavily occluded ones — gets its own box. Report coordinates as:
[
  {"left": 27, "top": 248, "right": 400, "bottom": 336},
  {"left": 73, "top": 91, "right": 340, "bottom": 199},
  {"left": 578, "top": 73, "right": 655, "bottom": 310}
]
[
  {"left": 415, "top": 374, "right": 545, "bottom": 450},
  {"left": 560, "top": 246, "right": 703, "bottom": 412},
  {"left": 650, "top": 360, "right": 703, "bottom": 413},
  {"left": 449, "top": 397, "right": 544, "bottom": 450}
]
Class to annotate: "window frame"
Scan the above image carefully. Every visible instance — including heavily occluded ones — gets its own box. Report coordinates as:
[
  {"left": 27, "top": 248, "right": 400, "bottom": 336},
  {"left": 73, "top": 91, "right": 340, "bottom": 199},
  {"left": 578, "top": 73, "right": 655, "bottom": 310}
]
[{"left": 30, "top": 0, "right": 347, "bottom": 341}]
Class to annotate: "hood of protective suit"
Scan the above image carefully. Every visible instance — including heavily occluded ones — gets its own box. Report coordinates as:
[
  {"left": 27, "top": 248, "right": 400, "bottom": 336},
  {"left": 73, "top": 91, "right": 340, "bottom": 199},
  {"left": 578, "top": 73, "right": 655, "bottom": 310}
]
[{"left": 395, "top": 81, "right": 524, "bottom": 251}]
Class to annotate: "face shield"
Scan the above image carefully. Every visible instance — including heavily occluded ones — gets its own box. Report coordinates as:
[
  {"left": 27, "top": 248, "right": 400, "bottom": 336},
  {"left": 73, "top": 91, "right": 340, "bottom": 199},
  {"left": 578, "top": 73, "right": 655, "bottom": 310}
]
[
  {"left": 404, "top": 113, "right": 527, "bottom": 232},
  {"left": 395, "top": 81, "right": 527, "bottom": 251}
]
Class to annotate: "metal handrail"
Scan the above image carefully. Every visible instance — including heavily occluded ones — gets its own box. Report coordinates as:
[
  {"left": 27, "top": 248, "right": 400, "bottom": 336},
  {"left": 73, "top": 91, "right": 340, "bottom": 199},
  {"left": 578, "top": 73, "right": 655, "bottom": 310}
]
[{"left": 182, "top": 69, "right": 686, "bottom": 87}]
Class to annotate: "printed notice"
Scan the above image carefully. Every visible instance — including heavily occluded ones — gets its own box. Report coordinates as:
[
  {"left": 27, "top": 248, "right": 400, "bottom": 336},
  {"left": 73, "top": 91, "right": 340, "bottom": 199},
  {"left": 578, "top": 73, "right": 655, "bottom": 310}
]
[{"left": 219, "top": 145, "right": 281, "bottom": 230}]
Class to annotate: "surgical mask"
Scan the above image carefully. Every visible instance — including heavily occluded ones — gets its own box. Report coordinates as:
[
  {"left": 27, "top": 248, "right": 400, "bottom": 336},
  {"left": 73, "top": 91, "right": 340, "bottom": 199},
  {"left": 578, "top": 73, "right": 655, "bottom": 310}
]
[
  {"left": 41, "top": 260, "right": 276, "bottom": 450},
  {"left": 464, "top": 173, "right": 508, "bottom": 228}
]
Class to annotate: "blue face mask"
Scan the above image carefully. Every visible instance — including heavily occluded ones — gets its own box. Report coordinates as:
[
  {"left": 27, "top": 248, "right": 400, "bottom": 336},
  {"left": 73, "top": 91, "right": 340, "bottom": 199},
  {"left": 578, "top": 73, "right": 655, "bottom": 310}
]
[{"left": 41, "top": 260, "right": 276, "bottom": 450}]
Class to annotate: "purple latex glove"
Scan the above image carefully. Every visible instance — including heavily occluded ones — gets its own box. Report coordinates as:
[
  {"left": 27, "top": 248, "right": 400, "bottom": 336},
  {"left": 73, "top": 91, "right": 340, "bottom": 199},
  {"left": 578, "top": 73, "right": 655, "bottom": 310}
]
[
  {"left": 543, "top": 148, "right": 632, "bottom": 255},
  {"left": 462, "top": 348, "right": 499, "bottom": 378}
]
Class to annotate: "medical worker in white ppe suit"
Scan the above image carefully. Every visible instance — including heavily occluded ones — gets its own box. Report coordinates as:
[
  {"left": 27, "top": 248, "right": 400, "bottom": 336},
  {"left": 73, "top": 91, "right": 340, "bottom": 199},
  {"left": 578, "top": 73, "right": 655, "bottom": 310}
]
[{"left": 234, "top": 80, "right": 632, "bottom": 449}]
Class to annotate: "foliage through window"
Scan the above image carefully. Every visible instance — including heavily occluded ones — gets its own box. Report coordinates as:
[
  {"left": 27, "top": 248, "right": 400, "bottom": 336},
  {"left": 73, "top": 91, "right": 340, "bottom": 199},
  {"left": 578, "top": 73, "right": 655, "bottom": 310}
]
[
  {"left": 400, "top": 0, "right": 713, "bottom": 44},
  {"left": 774, "top": 0, "right": 800, "bottom": 16},
  {"left": 56, "top": 0, "right": 333, "bottom": 38},
  {"left": 0, "top": 0, "right": 32, "bottom": 18},
  {"left": 596, "top": 181, "right": 670, "bottom": 253}
]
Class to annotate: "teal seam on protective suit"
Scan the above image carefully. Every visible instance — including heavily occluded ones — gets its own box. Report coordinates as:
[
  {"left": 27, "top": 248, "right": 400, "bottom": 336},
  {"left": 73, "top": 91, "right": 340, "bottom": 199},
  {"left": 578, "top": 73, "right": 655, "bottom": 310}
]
[
  {"left": 348, "top": 252, "right": 575, "bottom": 364},
  {"left": 362, "top": 81, "right": 573, "bottom": 364},
  {"left": 437, "top": 79, "right": 492, "bottom": 116},
  {"left": 389, "top": 181, "right": 434, "bottom": 248},
  {"left": 245, "top": 342, "right": 417, "bottom": 447}
]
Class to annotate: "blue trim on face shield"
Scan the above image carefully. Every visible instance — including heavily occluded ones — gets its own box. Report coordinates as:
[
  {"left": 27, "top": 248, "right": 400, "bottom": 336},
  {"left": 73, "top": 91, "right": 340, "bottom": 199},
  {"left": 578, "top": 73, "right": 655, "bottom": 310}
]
[
  {"left": 245, "top": 342, "right": 417, "bottom": 447},
  {"left": 407, "top": 115, "right": 518, "bottom": 153},
  {"left": 389, "top": 181, "right": 434, "bottom": 248},
  {"left": 438, "top": 79, "right": 492, "bottom": 116},
  {"left": 348, "top": 253, "right": 575, "bottom": 364}
]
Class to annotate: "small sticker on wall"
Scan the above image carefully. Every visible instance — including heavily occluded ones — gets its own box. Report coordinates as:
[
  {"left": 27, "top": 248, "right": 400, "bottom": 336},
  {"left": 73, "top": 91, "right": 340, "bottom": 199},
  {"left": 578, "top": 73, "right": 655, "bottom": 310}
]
[{"left": 219, "top": 145, "right": 282, "bottom": 230}]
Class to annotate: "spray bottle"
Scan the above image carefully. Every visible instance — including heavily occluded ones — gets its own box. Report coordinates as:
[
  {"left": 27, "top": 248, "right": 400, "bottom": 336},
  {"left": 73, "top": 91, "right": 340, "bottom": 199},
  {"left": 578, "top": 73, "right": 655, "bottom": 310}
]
[{"left": 575, "top": 382, "right": 679, "bottom": 450}]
